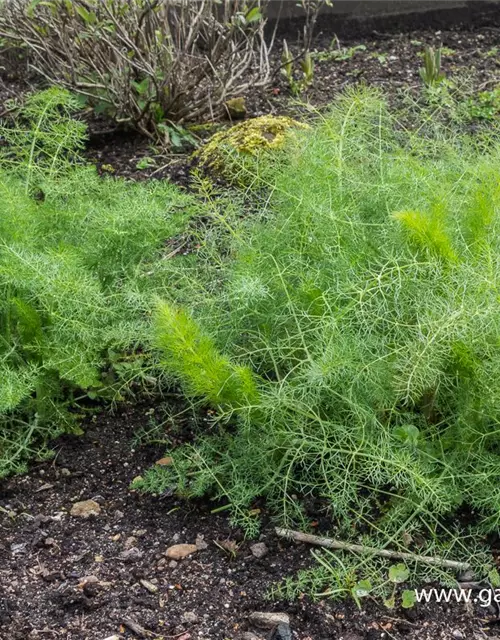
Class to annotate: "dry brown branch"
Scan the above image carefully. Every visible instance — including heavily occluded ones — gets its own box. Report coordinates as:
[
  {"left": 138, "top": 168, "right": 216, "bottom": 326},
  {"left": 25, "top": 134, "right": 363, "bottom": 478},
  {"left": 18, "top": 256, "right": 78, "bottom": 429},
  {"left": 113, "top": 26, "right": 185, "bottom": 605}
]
[
  {"left": 275, "top": 527, "right": 472, "bottom": 571},
  {"left": 0, "top": 0, "right": 273, "bottom": 138}
]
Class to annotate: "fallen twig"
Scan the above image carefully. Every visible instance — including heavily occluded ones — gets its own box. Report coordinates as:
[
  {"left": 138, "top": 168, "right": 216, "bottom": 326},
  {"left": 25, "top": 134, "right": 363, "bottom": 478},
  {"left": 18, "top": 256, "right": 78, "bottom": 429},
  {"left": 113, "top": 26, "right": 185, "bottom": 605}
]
[
  {"left": 275, "top": 527, "right": 471, "bottom": 572},
  {"left": 121, "top": 617, "right": 150, "bottom": 638}
]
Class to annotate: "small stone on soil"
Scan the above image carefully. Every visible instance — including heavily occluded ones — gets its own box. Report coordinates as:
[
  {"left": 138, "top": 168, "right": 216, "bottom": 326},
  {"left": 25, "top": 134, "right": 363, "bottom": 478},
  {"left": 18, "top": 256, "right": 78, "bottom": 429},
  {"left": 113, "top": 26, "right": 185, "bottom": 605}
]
[
  {"left": 78, "top": 575, "right": 99, "bottom": 588},
  {"left": 182, "top": 611, "right": 199, "bottom": 624},
  {"left": 11, "top": 543, "right": 27, "bottom": 555},
  {"left": 249, "top": 612, "right": 290, "bottom": 629},
  {"left": 70, "top": 499, "right": 101, "bottom": 518},
  {"left": 119, "top": 546, "right": 144, "bottom": 562},
  {"left": 195, "top": 533, "right": 208, "bottom": 550},
  {"left": 250, "top": 542, "right": 268, "bottom": 559},
  {"left": 124, "top": 535, "right": 137, "bottom": 549},
  {"left": 139, "top": 579, "right": 158, "bottom": 594},
  {"left": 269, "top": 623, "right": 292, "bottom": 640},
  {"left": 165, "top": 543, "right": 198, "bottom": 560}
]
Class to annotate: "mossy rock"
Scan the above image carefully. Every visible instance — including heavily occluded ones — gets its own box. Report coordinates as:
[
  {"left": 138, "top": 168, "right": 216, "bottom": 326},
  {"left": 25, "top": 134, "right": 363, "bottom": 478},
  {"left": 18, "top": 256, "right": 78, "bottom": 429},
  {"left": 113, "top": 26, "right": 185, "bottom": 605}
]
[{"left": 194, "top": 115, "right": 308, "bottom": 183}]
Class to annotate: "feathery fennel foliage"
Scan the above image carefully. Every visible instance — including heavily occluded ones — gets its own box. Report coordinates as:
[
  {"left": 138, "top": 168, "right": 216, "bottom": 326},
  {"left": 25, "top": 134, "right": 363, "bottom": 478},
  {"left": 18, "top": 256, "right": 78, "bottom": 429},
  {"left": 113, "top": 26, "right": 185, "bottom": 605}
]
[
  {"left": 141, "top": 88, "right": 500, "bottom": 574},
  {"left": 0, "top": 88, "right": 86, "bottom": 192},
  {"left": 0, "top": 90, "right": 196, "bottom": 476},
  {"left": 155, "top": 301, "right": 259, "bottom": 408}
]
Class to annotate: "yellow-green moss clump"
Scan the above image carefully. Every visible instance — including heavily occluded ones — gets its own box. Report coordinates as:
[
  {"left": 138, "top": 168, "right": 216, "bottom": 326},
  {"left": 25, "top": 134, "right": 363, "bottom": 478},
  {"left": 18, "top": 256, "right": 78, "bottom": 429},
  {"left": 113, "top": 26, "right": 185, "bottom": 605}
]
[{"left": 195, "top": 115, "right": 308, "bottom": 181}]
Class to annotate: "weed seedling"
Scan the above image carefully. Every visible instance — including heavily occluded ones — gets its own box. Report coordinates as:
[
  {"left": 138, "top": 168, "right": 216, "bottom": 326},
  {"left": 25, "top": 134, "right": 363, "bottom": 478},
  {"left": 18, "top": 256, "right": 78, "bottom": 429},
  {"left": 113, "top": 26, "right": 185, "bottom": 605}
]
[
  {"left": 465, "top": 88, "right": 500, "bottom": 120},
  {"left": 420, "top": 45, "right": 445, "bottom": 87},
  {"left": 314, "top": 39, "right": 366, "bottom": 63},
  {"left": 136, "top": 156, "right": 157, "bottom": 170},
  {"left": 281, "top": 40, "right": 315, "bottom": 96}
]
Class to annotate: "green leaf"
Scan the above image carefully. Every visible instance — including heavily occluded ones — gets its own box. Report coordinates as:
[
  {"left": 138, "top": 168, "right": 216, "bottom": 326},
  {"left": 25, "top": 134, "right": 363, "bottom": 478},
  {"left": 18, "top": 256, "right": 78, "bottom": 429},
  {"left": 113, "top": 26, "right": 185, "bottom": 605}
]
[
  {"left": 392, "top": 207, "right": 457, "bottom": 262},
  {"left": 155, "top": 301, "right": 259, "bottom": 407},
  {"left": 384, "top": 596, "right": 396, "bottom": 609},
  {"left": 94, "top": 100, "right": 112, "bottom": 116},
  {"left": 245, "top": 7, "right": 262, "bottom": 23},
  {"left": 488, "top": 568, "right": 500, "bottom": 588},
  {"left": 132, "top": 78, "right": 150, "bottom": 97},
  {"left": 388, "top": 563, "right": 409, "bottom": 584},
  {"left": 73, "top": 93, "right": 89, "bottom": 109},
  {"left": 151, "top": 102, "right": 165, "bottom": 124},
  {"left": 170, "top": 128, "right": 183, "bottom": 150},
  {"left": 75, "top": 4, "right": 94, "bottom": 23},
  {"left": 136, "top": 156, "right": 156, "bottom": 170},
  {"left": 352, "top": 579, "right": 372, "bottom": 598},
  {"left": 402, "top": 589, "right": 417, "bottom": 608},
  {"left": 394, "top": 424, "right": 420, "bottom": 447},
  {"left": 26, "top": 0, "right": 44, "bottom": 18},
  {"left": 11, "top": 297, "right": 43, "bottom": 344}
]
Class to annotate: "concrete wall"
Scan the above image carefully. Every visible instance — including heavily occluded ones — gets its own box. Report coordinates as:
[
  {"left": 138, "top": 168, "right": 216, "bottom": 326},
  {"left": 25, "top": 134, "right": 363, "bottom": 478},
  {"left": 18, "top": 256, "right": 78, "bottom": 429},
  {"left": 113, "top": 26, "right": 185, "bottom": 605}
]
[{"left": 266, "top": 1, "right": 473, "bottom": 19}]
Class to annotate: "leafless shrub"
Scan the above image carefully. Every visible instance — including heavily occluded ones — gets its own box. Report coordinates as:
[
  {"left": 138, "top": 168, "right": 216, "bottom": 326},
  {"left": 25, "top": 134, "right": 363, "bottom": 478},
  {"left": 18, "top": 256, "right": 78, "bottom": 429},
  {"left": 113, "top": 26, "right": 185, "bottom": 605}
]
[
  {"left": 297, "top": 0, "right": 332, "bottom": 52},
  {"left": 0, "top": 0, "right": 272, "bottom": 138}
]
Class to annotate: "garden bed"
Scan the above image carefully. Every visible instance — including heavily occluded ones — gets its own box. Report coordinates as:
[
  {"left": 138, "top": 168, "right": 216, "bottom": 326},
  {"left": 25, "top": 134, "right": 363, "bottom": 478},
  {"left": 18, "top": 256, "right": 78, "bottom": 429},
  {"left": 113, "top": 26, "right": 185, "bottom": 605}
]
[{"left": 2, "top": 4, "right": 500, "bottom": 640}]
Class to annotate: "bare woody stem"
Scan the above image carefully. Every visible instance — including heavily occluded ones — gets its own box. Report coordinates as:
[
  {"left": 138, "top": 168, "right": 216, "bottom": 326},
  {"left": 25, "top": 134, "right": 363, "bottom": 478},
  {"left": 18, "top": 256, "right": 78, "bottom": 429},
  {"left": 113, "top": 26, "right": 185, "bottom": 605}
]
[{"left": 275, "top": 528, "right": 471, "bottom": 572}]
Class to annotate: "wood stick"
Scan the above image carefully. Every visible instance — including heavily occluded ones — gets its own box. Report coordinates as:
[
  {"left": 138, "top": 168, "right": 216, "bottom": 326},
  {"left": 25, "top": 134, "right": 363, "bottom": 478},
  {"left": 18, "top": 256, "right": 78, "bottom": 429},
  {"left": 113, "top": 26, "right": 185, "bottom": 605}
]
[
  {"left": 275, "top": 527, "right": 471, "bottom": 572},
  {"left": 121, "top": 617, "right": 150, "bottom": 638}
]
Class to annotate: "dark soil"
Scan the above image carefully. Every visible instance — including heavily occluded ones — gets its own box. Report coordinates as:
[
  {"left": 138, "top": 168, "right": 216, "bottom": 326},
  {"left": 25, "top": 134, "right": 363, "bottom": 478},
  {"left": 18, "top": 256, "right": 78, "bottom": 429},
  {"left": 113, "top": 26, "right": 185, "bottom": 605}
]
[
  {"left": 0, "top": 47, "right": 32, "bottom": 108},
  {"left": 1, "top": 402, "right": 499, "bottom": 640}
]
